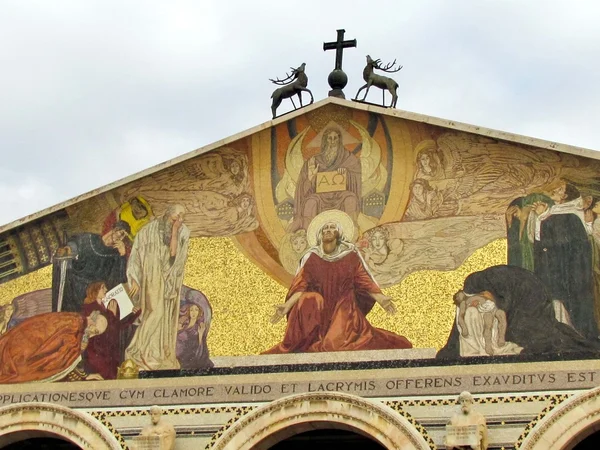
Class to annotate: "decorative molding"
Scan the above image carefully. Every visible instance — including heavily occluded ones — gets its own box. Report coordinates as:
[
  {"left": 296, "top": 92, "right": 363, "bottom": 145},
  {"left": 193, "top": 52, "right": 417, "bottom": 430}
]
[
  {"left": 98, "top": 405, "right": 256, "bottom": 418},
  {"left": 0, "top": 402, "right": 122, "bottom": 450},
  {"left": 79, "top": 392, "right": 572, "bottom": 449},
  {"left": 519, "top": 386, "right": 600, "bottom": 449},
  {"left": 387, "top": 393, "right": 570, "bottom": 408},
  {"left": 90, "top": 411, "right": 129, "bottom": 449}
]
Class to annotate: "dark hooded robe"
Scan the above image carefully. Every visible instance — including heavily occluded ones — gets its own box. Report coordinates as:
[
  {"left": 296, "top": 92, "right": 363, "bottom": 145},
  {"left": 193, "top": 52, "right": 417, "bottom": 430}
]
[
  {"left": 437, "top": 265, "right": 600, "bottom": 359},
  {"left": 534, "top": 213, "right": 598, "bottom": 339},
  {"left": 176, "top": 287, "right": 214, "bottom": 370},
  {"left": 51, "top": 233, "right": 128, "bottom": 313}
]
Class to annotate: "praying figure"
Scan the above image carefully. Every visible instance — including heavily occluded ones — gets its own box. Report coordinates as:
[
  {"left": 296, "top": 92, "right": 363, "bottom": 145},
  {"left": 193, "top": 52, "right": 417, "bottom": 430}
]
[
  {"left": 265, "top": 211, "right": 412, "bottom": 353},
  {"left": 176, "top": 288, "right": 213, "bottom": 370}
]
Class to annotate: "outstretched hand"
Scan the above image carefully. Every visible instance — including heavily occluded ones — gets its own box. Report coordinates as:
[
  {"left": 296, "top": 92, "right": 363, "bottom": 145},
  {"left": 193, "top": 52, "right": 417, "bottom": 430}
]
[
  {"left": 372, "top": 293, "right": 397, "bottom": 315},
  {"left": 381, "top": 299, "right": 397, "bottom": 315},
  {"left": 271, "top": 304, "right": 288, "bottom": 324}
]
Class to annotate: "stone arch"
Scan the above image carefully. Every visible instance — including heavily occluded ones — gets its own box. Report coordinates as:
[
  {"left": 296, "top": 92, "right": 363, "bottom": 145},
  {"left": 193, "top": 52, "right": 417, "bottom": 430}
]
[
  {"left": 212, "top": 392, "right": 431, "bottom": 450},
  {"left": 520, "top": 386, "right": 600, "bottom": 450},
  {"left": 0, "top": 402, "right": 121, "bottom": 450}
]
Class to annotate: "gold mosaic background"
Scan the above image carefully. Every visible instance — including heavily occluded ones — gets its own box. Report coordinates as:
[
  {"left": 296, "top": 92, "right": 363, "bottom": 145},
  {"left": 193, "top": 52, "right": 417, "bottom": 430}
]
[
  {"left": 0, "top": 266, "right": 52, "bottom": 306},
  {"left": 0, "top": 237, "right": 506, "bottom": 356},
  {"left": 183, "top": 237, "right": 507, "bottom": 355}
]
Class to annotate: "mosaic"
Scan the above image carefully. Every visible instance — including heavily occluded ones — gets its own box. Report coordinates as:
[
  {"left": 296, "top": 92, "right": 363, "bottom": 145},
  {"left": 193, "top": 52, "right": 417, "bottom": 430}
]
[{"left": 1, "top": 102, "right": 600, "bottom": 385}]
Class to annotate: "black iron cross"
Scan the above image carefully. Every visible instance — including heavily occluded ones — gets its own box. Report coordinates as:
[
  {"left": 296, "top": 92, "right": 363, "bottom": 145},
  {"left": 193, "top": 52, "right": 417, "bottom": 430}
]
[{"left": 323, "top": 29, "right": 357, "bottom": 70}]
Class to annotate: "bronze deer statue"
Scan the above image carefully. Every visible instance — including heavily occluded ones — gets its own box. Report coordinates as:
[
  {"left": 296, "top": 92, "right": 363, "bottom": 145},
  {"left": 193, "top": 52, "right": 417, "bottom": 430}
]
[
  {"left": 270, "top": 63, "right": 314, "bottom": 119},
  {"left": 355, "top": 55, "right": 403, "bottom": 108}
]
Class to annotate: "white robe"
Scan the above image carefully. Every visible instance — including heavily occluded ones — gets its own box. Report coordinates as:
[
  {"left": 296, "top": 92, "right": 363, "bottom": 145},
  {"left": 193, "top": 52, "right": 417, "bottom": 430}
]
[
  {"left": 125, "top": 219, "right": 190, "bottom": 370},
  {"left": 457, "top": 307, "right": 522, "bottom": 357}
]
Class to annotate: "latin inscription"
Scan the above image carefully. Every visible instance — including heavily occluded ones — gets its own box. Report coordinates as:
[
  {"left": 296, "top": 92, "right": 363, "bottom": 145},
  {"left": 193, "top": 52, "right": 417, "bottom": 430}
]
[{"left": 0, "top": 370, "right": 597, "bottom": 408}]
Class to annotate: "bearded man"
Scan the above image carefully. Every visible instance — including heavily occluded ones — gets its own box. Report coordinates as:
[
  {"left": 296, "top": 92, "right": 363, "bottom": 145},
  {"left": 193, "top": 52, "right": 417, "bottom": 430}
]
[
  {"left": 446, "top": 392, "right": 489, "bottom": 450},
  {"left": 265, "top": 216, "right": 412, "bottom": 353},
  {"left": 52, "top": 221, "right": 131, "bottom": 313},
  {"left": 136, "top": 405, "right": 176, "bottom": 450},
  {"left": 289, "top": 127, "right": 362, "bottom": 232},
  {"left": 125, "top": 204, "right": 190, "bottom": 370}
]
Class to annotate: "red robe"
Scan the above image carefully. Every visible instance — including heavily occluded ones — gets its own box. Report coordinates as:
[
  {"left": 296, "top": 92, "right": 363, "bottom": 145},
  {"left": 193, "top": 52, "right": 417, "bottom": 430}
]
[
  {"left": 264, "top": 250, "right": 412, "bottom": 353},
  {"left": 82, "top": 302, "right": 140, "bottom": 380},
  {"left": 0, "top": 313, "right": 84, "bottom": 384}
]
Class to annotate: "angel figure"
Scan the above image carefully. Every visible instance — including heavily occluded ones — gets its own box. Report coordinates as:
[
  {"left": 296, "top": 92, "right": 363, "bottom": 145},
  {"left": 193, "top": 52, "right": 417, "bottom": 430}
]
[
  {"left": 279, "top": 229, "right": 309, "bottom": 274},
  {"left": 360, "top": 226, "right": 404, "bottom": 268}
]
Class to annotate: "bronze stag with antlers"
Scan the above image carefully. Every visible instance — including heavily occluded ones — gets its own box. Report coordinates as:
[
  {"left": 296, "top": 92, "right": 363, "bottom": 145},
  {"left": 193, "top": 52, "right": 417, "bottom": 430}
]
[
  {"left": 270, "top": 63, "right": 314, "bottom": 119},
  {"left": 354, "top": 55, "right": 403, "bottom": 108}
]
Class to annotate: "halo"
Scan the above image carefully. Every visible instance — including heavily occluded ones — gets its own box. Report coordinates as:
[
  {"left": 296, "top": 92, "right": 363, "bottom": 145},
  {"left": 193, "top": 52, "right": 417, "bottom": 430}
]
[
  {"left": 306, "top": 209, "right": 357, "bottom": 247},
  {"left": 414, "top": 139, "right": 437, "bottom": 156},
  {"left": 305, "top": 121, "right": 360, "bottom": 150}
]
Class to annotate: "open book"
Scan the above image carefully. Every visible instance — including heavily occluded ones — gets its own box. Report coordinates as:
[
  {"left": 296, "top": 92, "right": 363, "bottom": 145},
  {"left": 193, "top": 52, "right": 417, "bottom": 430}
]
[{"left": 103, "top": 283, "right": 134, "bottom": 320}]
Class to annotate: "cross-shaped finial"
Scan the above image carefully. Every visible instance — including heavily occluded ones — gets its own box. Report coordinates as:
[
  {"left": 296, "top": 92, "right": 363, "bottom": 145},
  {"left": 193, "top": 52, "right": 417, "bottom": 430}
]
[
  {"left": 323, "top": 29, "right": 357, "bottom": 71},
  {"left": 323, "top": 29, "right": 357, "bottom": 99}
]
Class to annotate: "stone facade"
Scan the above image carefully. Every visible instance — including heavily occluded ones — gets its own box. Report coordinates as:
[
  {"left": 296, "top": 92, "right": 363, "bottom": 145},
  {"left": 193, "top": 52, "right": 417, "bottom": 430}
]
[
  {"left": 1, "top": 99, "right": 600, "bottom": 448},
  {"left": 0, "top": 358, "right": 599, "bottom": 448}
]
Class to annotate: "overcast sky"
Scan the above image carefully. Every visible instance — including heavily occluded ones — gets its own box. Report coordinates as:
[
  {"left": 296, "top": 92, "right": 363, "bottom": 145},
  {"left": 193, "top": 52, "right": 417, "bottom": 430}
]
[{"left": 1, "top": 0, "right": 599, "bottom": 227}]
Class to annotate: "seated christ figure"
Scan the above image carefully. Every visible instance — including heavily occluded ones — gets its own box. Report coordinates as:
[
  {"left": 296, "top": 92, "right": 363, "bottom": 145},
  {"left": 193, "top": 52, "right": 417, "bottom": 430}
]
[
  {"left": 265, "top": 211, "right": 412, "bottom": 353},
  {"left": 289, "top": 127, "right": 361, "bottom": 232}
]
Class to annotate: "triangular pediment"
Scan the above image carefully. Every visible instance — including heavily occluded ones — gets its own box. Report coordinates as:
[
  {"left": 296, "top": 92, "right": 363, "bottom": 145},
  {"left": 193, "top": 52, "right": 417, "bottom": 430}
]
[
  {"left": 1, "top": 96, "right": 600, "bottom": 380},
  {"left": 1, "top": 97, "right": 597, "bottom": 235}
]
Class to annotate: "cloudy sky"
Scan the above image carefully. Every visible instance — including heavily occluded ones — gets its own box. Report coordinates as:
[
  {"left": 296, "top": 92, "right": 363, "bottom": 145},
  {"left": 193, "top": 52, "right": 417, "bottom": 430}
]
[{"left": 1, "top": 0, "right": 599, "bottom": 227}]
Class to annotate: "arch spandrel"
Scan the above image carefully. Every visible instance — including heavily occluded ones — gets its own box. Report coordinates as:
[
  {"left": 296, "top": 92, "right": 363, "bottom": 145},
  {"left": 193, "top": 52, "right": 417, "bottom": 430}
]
[
  {"left": 0, "top": 402, "right": 121, "bottom": 450},
  {"left": 519, "top": 385, "right": 600, "bottom": 450},
  {"left": 211, "top": 391, "right": 432, "bottom": 450}
]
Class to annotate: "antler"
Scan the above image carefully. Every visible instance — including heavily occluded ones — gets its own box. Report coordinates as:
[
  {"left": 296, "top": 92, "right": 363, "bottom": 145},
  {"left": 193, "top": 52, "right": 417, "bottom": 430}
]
[
  {"left": 269, "top": 67, "right": 298, "bottom": 85},
  {"left": 374, "top": 58, "right": 403, "bottom": 73}
]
